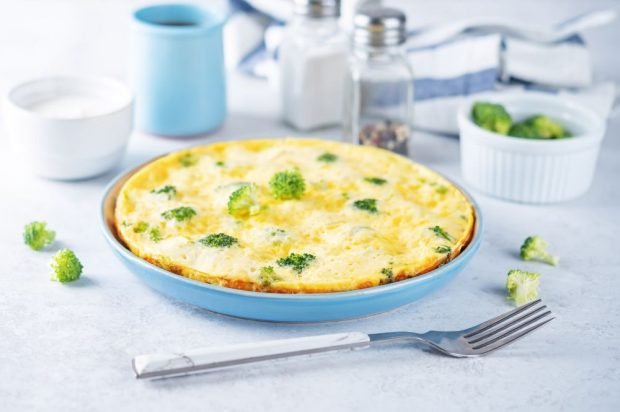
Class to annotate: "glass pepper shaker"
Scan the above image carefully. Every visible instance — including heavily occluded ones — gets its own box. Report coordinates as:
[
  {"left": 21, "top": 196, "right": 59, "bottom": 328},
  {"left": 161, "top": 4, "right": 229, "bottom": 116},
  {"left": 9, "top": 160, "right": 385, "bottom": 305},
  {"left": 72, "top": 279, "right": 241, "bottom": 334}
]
[{"left": 343, "top": 7, "right": 414, "bottom": 155}]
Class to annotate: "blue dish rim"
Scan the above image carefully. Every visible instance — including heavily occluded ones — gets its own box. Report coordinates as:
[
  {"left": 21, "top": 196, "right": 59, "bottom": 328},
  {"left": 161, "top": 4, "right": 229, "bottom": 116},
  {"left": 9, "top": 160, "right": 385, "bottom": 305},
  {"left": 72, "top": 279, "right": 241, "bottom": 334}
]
[{"left": 99, "top": 145, "right": 483, "bottom": 301}]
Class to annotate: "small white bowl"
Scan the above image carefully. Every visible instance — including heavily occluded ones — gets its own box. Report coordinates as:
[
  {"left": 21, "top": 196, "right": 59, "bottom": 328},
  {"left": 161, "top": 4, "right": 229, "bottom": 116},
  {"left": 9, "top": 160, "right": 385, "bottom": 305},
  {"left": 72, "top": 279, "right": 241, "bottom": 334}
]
[
  {"left": 3, "top": 76, "right": 134, "bottom": 180},
  {"left": 458, "top": 92, "right": 606, "bottom": 203}
]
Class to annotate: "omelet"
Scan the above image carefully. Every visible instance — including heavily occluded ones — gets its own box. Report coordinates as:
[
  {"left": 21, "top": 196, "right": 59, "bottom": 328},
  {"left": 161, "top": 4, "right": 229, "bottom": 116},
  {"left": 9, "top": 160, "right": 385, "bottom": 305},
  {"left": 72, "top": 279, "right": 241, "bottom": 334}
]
[{"left": 115, "top": 138, "right": 475, "bottom": 293}]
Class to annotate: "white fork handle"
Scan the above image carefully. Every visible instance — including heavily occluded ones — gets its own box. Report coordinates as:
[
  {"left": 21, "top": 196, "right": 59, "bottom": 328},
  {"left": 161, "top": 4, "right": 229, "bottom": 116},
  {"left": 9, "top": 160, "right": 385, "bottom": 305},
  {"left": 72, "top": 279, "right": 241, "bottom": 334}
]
[{"left": 132, "top": 332, "right": 370, "bottom": 379}]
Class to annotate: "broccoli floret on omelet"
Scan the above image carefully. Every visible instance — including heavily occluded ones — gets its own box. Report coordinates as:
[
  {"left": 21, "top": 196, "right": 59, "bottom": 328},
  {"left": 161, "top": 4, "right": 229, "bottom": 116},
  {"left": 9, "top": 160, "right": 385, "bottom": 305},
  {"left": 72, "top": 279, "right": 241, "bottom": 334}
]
[
  {"left": 363, "top": 177, "right": 387, "bottom": 185},
  {"left": 161, "top": 206, "right": 196, "bottom": 222},
  {"left": 429, "top": 226, "right": 452, "bottom": 241},
  {"left": 259, "top": 266, "right": 281, "bottom": 287},
  {"left": 435, "top": 185, "right": 448, "bottom": 194},
  {"left": 317, "top": 152, "right": 338, "bottom": 163},
  {"left": 381, "top": 267, "right": 394, "bottom": 282},
  {"left": 277, "top": 252, "right": 316, "bottom": 274},
  {"left": 353, "top": 198, "right": 378, "bottom": 213},
  {"left": 151, "top": 185, "right": 177, "bottom": 199},
  {"left": 228, "top": 183, "right": 260, "bottom": 218},
  {"left": 269, "top": 169, "right": 306, "bottom": 200},
  {"left": 178, "top": 152, "right": 199, "bottom": 167},
  {"left": 133, "top": 221, "right": 149, "bottom": 233},
  {"left": 199, "top": 233, "right": 239, "bottom": 248},
  {"left": 149, "top": 227, "right": 163, "bottom": 242},
  {"left": 132, "top": 222, "right": 163, "bottom": 242}
]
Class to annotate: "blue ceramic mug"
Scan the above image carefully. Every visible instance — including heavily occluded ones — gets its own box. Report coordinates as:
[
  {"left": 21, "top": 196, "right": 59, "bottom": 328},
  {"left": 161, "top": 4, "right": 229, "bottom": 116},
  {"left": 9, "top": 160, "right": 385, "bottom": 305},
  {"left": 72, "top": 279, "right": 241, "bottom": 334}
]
[{"left": 131, "top": 4, "right": 227, "bottom": 136}]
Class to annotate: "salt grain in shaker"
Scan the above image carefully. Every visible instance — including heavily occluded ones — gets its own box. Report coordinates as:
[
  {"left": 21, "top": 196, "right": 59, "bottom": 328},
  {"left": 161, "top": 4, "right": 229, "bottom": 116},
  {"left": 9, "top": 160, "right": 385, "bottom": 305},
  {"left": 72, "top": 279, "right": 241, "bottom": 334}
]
[
  {"left": 279, "top": 0, "right": 348, "bottom": 131},
  {"left": 343, "top": 7, "right": 414, "bottom": 155}
]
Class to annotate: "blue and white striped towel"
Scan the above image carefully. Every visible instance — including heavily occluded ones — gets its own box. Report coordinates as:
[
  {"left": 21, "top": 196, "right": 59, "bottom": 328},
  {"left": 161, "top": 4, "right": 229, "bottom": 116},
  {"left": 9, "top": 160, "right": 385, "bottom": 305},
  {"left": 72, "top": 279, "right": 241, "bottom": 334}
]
[{"left": 224, "top": 0, "right": 617, "bottom": 134}]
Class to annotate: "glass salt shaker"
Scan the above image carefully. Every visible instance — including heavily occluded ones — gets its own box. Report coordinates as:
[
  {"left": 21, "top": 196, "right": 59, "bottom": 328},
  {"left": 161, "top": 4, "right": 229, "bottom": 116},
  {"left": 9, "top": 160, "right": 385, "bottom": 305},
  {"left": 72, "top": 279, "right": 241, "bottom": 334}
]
[
  {"left": 279, "top": 0, "right": 347, "bottom": 131},
  {"left": 343, "top": 7, "right": 414, "bottom": 155}
]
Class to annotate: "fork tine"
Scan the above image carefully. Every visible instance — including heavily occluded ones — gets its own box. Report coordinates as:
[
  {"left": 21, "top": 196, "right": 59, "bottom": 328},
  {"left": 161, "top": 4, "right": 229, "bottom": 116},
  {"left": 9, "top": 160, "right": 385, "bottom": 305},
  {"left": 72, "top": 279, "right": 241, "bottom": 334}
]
[
  {"left": 471, "top": 310, "right": 553, "bottom": 350},
  {"left": 463, "top": 299, "right": 543, "bottom": 339},
  {"left": 471, "top": 316, "right": 554, "bottom": 354},
  {"left": 466, "top": 305, "right": 547, "bottom": 344}
]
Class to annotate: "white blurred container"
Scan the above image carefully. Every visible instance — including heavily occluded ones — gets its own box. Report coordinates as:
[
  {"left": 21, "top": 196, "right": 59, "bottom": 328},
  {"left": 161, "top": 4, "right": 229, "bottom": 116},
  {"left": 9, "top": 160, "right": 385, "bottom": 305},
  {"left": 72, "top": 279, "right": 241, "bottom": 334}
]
[
  {"left": 458, "top": 92, "right": 606, "bottom": 203},
  {"left": 4, "top": 76, "right": 133, "bottom": 180}
]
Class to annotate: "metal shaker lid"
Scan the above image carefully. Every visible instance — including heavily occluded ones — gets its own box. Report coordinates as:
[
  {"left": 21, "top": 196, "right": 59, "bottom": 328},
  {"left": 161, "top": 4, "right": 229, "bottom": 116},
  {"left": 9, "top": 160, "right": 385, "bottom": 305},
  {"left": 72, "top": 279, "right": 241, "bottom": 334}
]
[
  {"left": 293, "top": 0, "right": 340, "bottom": 18},
  {"left": 354, "top": 7, "right": 407, "bottom": 47}
]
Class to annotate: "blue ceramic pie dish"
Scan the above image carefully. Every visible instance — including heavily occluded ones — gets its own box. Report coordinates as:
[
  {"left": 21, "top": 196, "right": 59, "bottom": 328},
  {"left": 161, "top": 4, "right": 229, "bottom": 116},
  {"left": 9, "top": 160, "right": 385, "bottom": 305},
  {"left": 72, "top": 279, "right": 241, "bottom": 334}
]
[{"left": 99, "top": 158, "right": 483, "bottom": 322}]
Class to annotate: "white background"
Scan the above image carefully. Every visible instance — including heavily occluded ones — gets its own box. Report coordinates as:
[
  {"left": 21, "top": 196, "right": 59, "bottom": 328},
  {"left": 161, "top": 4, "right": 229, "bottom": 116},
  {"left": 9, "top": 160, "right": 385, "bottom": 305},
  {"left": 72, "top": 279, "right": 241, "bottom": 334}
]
[{"left": 0, "top": 1, "right": 619, "bottom": 411}]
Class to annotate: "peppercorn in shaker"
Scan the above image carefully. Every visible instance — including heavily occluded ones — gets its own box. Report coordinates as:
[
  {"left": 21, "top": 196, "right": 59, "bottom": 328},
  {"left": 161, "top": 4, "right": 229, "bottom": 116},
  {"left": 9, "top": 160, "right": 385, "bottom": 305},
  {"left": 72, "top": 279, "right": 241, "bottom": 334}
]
[
  {"left": 343, "top": 7, "right": 414, "bottom": 155},
  {"left": 279, "top": 0, "right": 347, "bottom": 131}
]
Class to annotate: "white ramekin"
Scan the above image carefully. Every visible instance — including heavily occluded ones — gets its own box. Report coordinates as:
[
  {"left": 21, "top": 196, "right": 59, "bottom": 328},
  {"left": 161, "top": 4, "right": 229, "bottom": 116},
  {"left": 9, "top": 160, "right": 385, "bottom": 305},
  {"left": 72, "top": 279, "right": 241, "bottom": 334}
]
[
  {"left": 3, "top": 76, "right": 134, "bottom": 180},
  {"left": 458, "top": 92, "right": 606, "bottom": 204}
]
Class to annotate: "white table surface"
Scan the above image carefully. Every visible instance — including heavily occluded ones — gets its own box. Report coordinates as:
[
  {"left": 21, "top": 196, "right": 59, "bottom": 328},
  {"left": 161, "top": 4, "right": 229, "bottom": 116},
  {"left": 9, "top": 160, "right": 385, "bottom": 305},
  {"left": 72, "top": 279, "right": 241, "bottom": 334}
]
[{"left": 1, "top": 1, "right": 619, "bottom": 411}]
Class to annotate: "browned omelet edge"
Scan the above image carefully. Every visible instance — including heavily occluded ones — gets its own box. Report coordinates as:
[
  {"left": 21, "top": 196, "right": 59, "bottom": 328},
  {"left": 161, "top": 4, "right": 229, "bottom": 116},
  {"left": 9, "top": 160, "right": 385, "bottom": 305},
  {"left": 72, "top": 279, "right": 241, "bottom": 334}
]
[{"left": 113, "top": 139, "right": 477, "bottom": 294}]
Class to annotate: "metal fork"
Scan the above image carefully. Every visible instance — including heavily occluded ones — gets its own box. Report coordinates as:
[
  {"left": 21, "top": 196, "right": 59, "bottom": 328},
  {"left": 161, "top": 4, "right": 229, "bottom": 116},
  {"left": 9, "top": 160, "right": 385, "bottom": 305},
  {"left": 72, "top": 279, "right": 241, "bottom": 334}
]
[{"left": 133, "top": 299, "right": 553, "bottom": 379}]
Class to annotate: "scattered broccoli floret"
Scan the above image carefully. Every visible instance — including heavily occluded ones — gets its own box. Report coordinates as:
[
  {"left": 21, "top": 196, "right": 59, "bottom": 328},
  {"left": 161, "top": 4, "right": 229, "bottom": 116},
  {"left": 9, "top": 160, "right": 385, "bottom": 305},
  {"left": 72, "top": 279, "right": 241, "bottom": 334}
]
[
  {"left": 506, "top": 269, "right": 540, "bottom": 305},
  {"left": 508, "top": 122, "right": 538, "bottom": 139},
  {"left": 277, "top": 252, "right": 316, "bottom": 274},
  {"left": 149, "top": 227, "right": 163, "bottom": 242},
  {"left": 429, "top": 226, "right": 452, "bottom": 241},
  {"left": 520, "top": 236, "right": 559, "bottom": 266},
  {"left": 215, "top": 161, "right": 225, "bottom": 167},
  {"left": 23, "top": 221, "right": 56, "bottom": 251},
  {"left": 472, "top": 102, "right": 512, "bottom": 135},
  {"left": 133, "top": 221, "right": 149, "bottom": 233},
  {"left": 259, "top": 266, "right": 281, "bottom": 287},
  {"left": 435, "top": 185, "right": 448, "bottom": 194},
  {"left": 151, "top": 185, "right": 177, "bottom": 199},
  {"left": 178, "top": 153, "right": 199, "bottom": 167},
  {"left": 317, "top": 153, "right": 338, "bottom": 162},
  {"left": 353, "top": 198, "right": 378, "bottom": 213},
  {"left": 521, "top": 115, "right": 570, "bottom": 139},
  {"left": 269, "top": 169, "right": 306, "bottom": 200},
  {"left": 228, "top": 183, "right": 260, "bottom": 218},
  {"left": 509, "top": 115, "right": 571, "bottom": 139},
  {"left": 364, "top": 177, "right": 387, "bottom": 185},
  {"left": 50, "top": 249, "right": 83, "bottom": 283},
  {"left": 199, "top": 233, "right": 238, "bottom": 248},
  {"left": 161, "top": 206, "right": 196, "bottom": 222},
  {"left": 434, "top": 245, "right": 451, "bottom": 254},
  {"left": 381, "top": 267, "right": 394, "bottom": 282}
]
